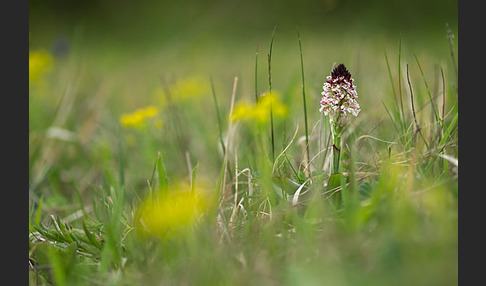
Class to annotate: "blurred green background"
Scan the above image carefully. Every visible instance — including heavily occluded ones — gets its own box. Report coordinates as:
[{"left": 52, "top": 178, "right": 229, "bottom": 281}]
[{"left": 29, "top": 0, "right": 458, "bottom": 66}]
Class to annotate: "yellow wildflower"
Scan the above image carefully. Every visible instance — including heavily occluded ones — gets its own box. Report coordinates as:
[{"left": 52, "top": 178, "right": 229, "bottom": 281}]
[
  {"left": 119, "top": 106, "right": 160, "bottom": 129},
  {"left": 231, "top": 103, "right": 253, "bottom": 122},
  {"left": 169, "top": 76, "right": 211, "bottom": 101},
  {"left": 29, "top": 49, "right": 53, "bottom": 83},
  {"left": 135, "top": 183, "right": 212, "bottom": 239},
  {"left": 231, "top": 91, "right": 288, "bottom": 123}
]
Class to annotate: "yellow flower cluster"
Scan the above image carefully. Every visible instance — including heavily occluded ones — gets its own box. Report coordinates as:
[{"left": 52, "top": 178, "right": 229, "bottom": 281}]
[
  {"left": 153, "top": 76, "right": 211, "bottom": 106},
  {"left": 231, "top": 91, "right": 288, "bottom": 123},
  {"left": 135, "top": 184, "right": 211, "bottom": 239},
  {"left": 29, "top": 49, "right": 53, "bottom": 83},
  {"left": 119, "top": 106, "right": 161, "bottom": 129},
  {"left": 170, "top": 76, "right": 211, "bottom": 100}
]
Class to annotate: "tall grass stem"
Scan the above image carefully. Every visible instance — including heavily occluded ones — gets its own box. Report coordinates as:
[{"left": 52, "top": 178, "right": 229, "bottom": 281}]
[
  {"left": 268, "top": 26, "right": 276, "bottom": 163},
  {"left": 210, "top": 77, "right": 226, "bottom": 156},
  {"left": 220, "top": 77, "right": 238, "bottom": 204},
  {"left": 297, "top": 29, "right": 310, "bottom": 177}
]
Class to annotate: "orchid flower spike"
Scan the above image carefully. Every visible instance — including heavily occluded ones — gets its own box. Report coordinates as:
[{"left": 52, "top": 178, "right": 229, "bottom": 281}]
[{"left": 320, "top": 63, "right": 360, "bottom": 119}]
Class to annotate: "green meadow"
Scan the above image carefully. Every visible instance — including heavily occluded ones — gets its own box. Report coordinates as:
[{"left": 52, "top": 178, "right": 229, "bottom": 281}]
[{"left": 29, "top": 1, "right": 458, "bottom": 285}]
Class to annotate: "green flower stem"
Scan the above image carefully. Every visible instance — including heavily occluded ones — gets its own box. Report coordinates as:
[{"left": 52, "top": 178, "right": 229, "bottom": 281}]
[
  {"left": 330, "top": 133, "right": 341, "bottom": 175},
  {"left": 329, "top": 118, "right": 342, "bottom": 175}
]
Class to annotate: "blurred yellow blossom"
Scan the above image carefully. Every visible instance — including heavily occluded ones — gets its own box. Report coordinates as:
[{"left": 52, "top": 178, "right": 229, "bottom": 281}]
[
  {"left": 29, "top": 49, "right": 53, "bottom": 83},
  {"left": 135, "top": 183, "right": 212, "bottom": 239},
  {"left": 151, "top": 76, "right": 210, "bottom": 107},
  {"left": 231, "top": 91, "right": 288, "bottom": 123},
  {"left": 231, "top": 103, "right": 252, "bottom": 122},
  {"left": 169, "top": 76, "right": 211, "bottom": 100},
  {"left": 119, "top": 106, "right": 160, "bottom": 129}
]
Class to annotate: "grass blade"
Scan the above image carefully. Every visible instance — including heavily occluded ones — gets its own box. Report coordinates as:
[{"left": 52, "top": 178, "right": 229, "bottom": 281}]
[
  {"left": 297, "top": 29, "right": 310, "bottom": 177},
  {"left": 268, "top": 26, "right": 276, "bottom": 162},
  {"left": 35, "top": 196, "right": 44, "bottom": 228},
  {"left": 441, "top": 66, "right": 446, "bottom": 138},
  {"left": 210, "top": 77, "right": 226, "bottom": 156},
  {"left": 446, "top": 23, "right": 458, "bottom": 85},
  {"left": 220, "top": 76, "right": 239, "bottom": 204},
  {"left": 381, "top": 100, "right": 401, "bottom": 134},
  {"left": 413, "top": 53, "right": 445, "bottom": 132},
  {"left": 437, "top": 111, "right": 458, "bottom": 151},
  {"left": 255, "top": 46, "right": 259, "bottom": 103},
  {"left": 397, "top": 37, "right": 406, "bottom": 134},
  {"left": 156, "top": 151, "right": 169, "bottom": 193},
  {"left": 406, "top": 64, "right": 429, "bottom": 149},
  {"left": 384, "top": 48, "right": 405, "bottom": 135},
  {"left": 191, "top": 161, "right": 200, "bottom": 193}
]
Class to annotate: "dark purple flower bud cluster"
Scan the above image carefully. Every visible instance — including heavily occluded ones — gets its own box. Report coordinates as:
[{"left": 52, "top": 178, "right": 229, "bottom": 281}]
[{"left": 330, "top": 64, "right": 352, "bottom": 83}]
